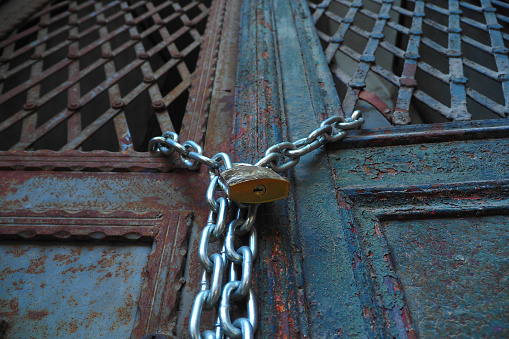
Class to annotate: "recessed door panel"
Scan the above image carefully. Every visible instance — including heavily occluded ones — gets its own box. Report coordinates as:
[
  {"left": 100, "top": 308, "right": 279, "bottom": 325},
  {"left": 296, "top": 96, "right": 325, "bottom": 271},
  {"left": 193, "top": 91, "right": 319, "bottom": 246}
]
[{"left": 383, "top": 216, "right": 509, "bottom": 337}]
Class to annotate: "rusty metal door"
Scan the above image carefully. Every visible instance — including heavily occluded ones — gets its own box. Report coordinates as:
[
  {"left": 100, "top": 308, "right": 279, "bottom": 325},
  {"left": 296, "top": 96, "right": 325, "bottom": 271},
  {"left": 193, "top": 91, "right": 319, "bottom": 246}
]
[
  {"left": 0, "top": 0, "right": 242, "bottom": 337},
  {"left": 228, "top": 0, "right": 509, "bottom": 338},
  {"left": 1, "top": 0, "right": 509, "bottom": 338}
]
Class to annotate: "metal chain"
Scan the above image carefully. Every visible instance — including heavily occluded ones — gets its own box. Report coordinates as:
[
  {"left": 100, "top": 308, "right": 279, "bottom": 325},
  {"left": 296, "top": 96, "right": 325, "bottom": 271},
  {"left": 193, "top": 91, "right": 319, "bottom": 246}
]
[{"left": 148, "top": 110, "right": 364, "bottom": 338}]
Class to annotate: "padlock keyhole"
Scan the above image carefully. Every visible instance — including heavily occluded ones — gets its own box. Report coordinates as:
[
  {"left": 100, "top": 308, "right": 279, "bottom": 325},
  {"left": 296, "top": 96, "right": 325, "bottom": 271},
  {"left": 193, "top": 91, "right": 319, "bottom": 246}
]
[{"left": 253, "top": 184, "right": 266, "bottom": 197}]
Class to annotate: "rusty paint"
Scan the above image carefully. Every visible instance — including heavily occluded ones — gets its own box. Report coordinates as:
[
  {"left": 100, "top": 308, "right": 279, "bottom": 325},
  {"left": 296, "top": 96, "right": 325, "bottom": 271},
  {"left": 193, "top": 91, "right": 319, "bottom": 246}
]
[{"left": 358, "top": 90, "right": 394, "bottom": 123}]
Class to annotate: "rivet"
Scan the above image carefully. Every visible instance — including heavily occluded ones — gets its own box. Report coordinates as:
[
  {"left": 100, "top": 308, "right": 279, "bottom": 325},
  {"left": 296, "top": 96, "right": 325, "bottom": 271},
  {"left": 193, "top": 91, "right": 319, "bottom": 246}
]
[
  {"left": 68, "top": 102, "right": 81, "bottom": 110},
  {"left": 138, "top": 52, "right": 149, "bottom": 59},
  {"left": 171, "top": 50, "right": 182, "bottom": 59},
  {"left": 131, "top": 34, "right": 141, "bottom": 40},
  {"left": 143, "top": 75, "right": 155, "bottom": 83},
  {"left": 68, "top": 52, "right": 79, "bottom": 59},
  {"left": 112, "top": 99, "right": 125, "bottom": 109},
  {"left": 102, "top": 51, "right": 113, "bottom": 59},
  {"left": 24, "top": 102, "right": 38, "bottom": 110},
  {"left": 122, "top": 7, "right": 132, "bottom": 12},
  {"left": 38, "top": 22, "right": 48, "bottom": 28},
  {"left": 176, "top": 8, "right": 184, "bottom": 13},
  {"left": 152, "top": 100, "right": 165, "bottom": 111},
  {"left": 155, "top": 18, "right": 164, "bottom": 25},
  {"left": 30, "top": 53, "right": 43, "bottom": 60},
  {"left": 68, "top": 33, "right": 79, "bottom": 40},
  {"left": 126, "top": 19, "right": 135, "bottom": 26},
  {"left": 97, "top": 18, "right": 107, "bottom": 25},
  {"left": 184, "top": 20, "right": 193, "bottom": 27}
]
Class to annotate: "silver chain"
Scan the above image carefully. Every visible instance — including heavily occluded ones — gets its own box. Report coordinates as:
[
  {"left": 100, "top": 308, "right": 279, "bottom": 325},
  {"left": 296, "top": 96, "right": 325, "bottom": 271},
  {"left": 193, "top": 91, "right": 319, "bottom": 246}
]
[{"left": 148, "top": 110, "right": 363, "bottom": 338}]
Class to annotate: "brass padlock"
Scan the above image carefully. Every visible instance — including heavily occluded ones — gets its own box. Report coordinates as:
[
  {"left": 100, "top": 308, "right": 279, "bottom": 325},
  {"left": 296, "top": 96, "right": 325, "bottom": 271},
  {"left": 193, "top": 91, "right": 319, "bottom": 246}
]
[{"left": 219, "top": 164, "right": 290, "bottom": 204}]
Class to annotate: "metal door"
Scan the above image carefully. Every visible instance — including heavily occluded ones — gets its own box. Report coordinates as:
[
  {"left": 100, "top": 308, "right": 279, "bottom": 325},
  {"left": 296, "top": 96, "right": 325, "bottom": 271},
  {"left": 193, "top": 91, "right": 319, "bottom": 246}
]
[
  {"left": 1, "top": 0, "right": 508, "bottom": 338},
  {"left": 228, "top": 0, "right": 509, "bottom": 337},
  {"left": 0, "top": 0, "right": 242, "bottom": 337}
]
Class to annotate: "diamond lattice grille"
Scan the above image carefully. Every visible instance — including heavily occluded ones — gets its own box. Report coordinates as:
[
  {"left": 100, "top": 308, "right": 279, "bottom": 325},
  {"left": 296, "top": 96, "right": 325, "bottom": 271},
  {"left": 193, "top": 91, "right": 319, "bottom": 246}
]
[
  {"left": 0, "top": 0, "right": 214, "bottom": 151},
  {"left": 309, "top": 0, "right": 509, "bottom": 127}
]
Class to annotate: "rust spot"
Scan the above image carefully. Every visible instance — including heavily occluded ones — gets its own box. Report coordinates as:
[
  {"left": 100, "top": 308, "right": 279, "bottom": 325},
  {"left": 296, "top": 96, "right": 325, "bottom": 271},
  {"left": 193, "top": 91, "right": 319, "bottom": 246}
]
[
  {"left": 68, "top": 318, "right": 80, "bottom": 333},
  {"left": 6, "top": 247, "right": 30, "bottom": 258},
  {"left": 27, "top": 309, "right": 49, "bottom": 320},
  {"left": 117, "top": 293, "right": 134, "bottom": 325},
  {"left": 53, "top": 248, "right": 82, "bottom": 265},
  {"left": 261, "top": 51, "right": 268, "bottom": 59},
  {"left": 0, "top": 267, "right": 23, "bottom": 280},
  {"left": 25, "top": 255, "right": 47, "bottom": 274},
  {"left": 0, "top": 297, "right": 19, "bottom": 317}
]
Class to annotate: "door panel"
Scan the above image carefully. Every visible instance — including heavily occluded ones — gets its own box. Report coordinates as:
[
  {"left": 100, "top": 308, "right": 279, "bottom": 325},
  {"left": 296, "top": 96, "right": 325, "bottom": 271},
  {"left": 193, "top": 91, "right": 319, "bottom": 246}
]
[
  {"left": 0, "top": 0, "right": 240, "bottom": 336},
  {"left": 383, "top": 216, "right": 509, "bottom": 337},
  {"left": 0, "top": 240, "right": 151, "bottom": 338},
  {"left": 0, "top": 208, "right": 193, "bottom": 337},
  {"left": 231, "top": 0, "right": 509, "bottom": 337}
]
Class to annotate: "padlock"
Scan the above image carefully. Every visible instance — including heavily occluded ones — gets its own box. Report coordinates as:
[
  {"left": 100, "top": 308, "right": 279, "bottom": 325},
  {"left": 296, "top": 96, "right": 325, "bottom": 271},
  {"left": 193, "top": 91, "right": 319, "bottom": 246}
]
[{"left": 219, "top": 164, "right": 290, "bottom": 204}]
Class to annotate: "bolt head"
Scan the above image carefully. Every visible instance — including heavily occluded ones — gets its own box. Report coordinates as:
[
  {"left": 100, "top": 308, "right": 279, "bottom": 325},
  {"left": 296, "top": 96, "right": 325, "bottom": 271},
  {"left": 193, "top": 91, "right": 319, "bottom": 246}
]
[
  {"left": 152, "top": 101, "right": 165, "bottom": 111},
  {"left": 68, "top": 52, "right": 79, "bottom": 59},
  {"left": 68, "top": 102, "right": 81, "bottom": 110},
  {"left": 171, "top": 51, "right": 182, "bottom": 59},
  {"left": 23, "top": 102, "right": 37, "bottom": 110},
  {"left": 112, "top": 100, "right": 125, "bottom": 109},
  {"left": 143, "top": 75, "right": 155, "bottom": 83}
]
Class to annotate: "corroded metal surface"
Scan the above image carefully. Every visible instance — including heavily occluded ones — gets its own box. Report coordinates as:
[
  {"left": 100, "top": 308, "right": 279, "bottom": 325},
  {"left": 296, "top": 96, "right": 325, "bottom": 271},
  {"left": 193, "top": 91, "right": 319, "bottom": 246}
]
[
  {"left": 0, "top": 0, "right": 239, "bottom": 337},
  {"left": 0, "top": 240, "right": 152, "bottom": 337},
  {"left": 0, "top": 209, "right": 193, "bottom": 337},
  {"left": 233, "top": 0, "right": 509, "bottom": 337},
  {"left": 383, "top": 216, "right": 508, "bottom": 337},
  {"left": 309, "top": 0, "right": 509, "bottom": 124}
]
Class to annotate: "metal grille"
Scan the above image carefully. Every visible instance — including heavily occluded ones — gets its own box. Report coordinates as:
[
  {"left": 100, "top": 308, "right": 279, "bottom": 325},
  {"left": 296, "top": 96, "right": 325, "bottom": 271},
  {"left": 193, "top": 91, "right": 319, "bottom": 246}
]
[
  {"left": 0, "top": 0, "right": 215, "bottom": 152},
  {"left": 309, "top": 0, "right": 509, "bottom": 127}
]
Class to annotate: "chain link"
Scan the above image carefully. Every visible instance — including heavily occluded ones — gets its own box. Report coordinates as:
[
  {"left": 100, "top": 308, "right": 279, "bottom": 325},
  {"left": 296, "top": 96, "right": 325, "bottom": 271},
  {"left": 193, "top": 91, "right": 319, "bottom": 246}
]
[
  {"left": 149, "top": 111, "right": 363, "bottom": 338},
  {"left": 254, "top": 110, "right": 363, "bottom": 172}
]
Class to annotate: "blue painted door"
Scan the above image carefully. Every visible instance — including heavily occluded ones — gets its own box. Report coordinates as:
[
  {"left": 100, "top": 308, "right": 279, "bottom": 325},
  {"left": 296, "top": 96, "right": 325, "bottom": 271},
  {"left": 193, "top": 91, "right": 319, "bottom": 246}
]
[{"left": 230, "top": 0, "right": 509, "bottom": 337}]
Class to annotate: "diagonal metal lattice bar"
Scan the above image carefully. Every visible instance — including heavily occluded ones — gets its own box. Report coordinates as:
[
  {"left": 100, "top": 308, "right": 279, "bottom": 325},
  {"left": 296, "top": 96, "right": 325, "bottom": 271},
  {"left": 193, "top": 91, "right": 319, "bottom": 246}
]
[
  {"left": 0, "top": 0, "right": 220, "bottom": 154},
  {"left": 309, "top": 0, "right": 509, "bottom": 125}
]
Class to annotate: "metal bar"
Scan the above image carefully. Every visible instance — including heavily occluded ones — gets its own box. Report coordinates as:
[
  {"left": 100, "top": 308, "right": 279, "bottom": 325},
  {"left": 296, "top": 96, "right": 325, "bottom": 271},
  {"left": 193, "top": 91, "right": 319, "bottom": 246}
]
[
  {"left": 447, "top": 0, "right": 470, "bottom": 121},
  {"left": 179, "top": 0, "right": 228, "bottom": 146},
  {"left": 481, "top": 0, "right": 509, "bottom": 116}
]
